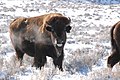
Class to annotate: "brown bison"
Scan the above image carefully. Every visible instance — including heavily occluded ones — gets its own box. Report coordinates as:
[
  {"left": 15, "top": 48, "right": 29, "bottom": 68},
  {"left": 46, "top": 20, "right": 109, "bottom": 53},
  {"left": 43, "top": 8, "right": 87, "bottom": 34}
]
[
  {"left": 9, "top": 13, "right": 72, "bottom": 71},
  {"left": 107, "top": 21, "right": 120, "bottom": 68}
]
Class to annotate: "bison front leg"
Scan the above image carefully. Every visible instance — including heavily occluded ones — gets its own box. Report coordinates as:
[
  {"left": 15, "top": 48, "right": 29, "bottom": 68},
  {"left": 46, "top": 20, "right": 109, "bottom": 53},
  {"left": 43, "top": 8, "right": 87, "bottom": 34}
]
[
  {"left": 32, "top": 57, "right": 40, "bottom": 69},
  {"left": 53, "top": 52, "right": 64, "bottom": 71},
  {"left": 57, "top": 55, "right": 64, "bottom": 71}
]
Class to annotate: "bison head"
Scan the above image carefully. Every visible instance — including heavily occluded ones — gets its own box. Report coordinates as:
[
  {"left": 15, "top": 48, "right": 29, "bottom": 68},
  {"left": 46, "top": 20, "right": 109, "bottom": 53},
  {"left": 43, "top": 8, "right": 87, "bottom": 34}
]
[
  {"left": 45, "top": 16, "right": 71, "bottom": 57},
  {"left": 107, "top": 49, "right": 120, "bottom": 68}
]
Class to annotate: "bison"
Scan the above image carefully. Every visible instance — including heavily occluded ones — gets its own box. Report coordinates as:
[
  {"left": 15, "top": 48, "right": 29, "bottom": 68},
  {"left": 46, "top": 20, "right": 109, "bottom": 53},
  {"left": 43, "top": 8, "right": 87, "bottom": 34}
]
[
  {"left": 107, "top": 21, "right": 120, "bottom": 68},
  {"left": 9, "top": 13, "right": 72, "bottom": 71}
]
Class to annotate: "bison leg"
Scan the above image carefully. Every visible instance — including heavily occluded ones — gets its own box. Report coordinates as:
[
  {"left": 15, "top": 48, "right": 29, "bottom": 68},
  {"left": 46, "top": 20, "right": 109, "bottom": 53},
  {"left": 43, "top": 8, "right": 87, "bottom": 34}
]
[
  {"left": 15, "top": 48, "right": 24, "bottom": 66},
  {"left": 32, "top": 56, "right": 47, "bottom": 70},
  {"left": 53, "top": 52, "right": 64, "bottom": 71},
  {"left": 32, "top": 57, "right": 41, "bottom": 69}
]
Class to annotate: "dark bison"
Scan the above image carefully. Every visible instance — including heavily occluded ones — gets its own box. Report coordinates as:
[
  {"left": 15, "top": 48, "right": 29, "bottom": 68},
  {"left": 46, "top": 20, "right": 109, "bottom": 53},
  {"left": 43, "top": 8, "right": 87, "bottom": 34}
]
[
  {"left": 9, "top": 13, "right": 72, "bottom": 71},
  {"left": 107, "top": 21, "right": 120, "bottom": 68}
]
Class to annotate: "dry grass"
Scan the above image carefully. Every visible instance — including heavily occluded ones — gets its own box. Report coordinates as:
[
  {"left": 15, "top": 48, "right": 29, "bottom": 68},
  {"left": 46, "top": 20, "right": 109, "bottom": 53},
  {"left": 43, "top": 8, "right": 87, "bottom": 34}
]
[{"left": 64, "top": 48, "right": 101, "bottom": 75}]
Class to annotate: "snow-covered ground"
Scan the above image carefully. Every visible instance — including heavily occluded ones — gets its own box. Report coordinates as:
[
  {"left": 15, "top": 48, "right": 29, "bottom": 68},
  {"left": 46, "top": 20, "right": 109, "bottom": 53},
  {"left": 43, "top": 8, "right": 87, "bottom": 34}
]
[{"left": 0, "top": 0, "right": 120, "bottom": 80}]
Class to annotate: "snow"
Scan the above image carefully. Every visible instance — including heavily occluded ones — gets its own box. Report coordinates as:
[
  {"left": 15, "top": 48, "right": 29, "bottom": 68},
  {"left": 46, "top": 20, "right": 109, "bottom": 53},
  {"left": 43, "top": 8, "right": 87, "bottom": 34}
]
[
  {"left": 0, "top": 0, "right": 120, "bottom": 80},
  {"left": 0, "top": 72, "right": 7, "bottom": 80}
]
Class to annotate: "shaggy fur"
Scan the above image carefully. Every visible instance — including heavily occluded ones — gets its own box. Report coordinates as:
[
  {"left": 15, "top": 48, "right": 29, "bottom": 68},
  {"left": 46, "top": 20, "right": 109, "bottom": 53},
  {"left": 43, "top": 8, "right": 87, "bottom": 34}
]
[{"left": 9, "top": 13, "right": 71, "bottom": 71}]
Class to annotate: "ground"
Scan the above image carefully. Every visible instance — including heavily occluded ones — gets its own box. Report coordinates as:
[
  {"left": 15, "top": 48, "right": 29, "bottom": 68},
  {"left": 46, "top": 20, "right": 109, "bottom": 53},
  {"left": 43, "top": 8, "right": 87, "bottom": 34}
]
[{"left": 0, "top": 0, "right": 120, "bottom": 80}]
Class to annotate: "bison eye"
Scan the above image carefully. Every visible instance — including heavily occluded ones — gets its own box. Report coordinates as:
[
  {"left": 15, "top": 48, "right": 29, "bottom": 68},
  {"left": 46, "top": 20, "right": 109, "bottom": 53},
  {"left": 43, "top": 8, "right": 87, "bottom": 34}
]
[
  {"left": 46, "top": 27, "right": 54, "bottom": 32},
  {"left": 65, "top": 26, "right": 72, "bottom": 33}
]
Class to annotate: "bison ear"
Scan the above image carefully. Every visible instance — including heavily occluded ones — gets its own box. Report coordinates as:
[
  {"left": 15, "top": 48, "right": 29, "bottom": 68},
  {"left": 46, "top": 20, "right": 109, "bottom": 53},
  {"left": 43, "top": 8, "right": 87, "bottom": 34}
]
[
  {"left": 46, "top": 27, "right": 52, "bottom": 32},
  {"left": 66, "top": 26, "right": 72, "bottom": 33}
]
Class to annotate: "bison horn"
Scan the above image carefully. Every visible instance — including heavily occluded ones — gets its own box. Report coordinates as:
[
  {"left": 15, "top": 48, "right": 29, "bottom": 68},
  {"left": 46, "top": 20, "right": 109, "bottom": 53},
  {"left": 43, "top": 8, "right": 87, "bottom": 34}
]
[
  {"left": 24, "top": 19, "right": 28, "bottom": 24},
  {"left": 107, "top": 64, "right": 112, "bottom": 68},
  {"left": 66, "top": 17, "right": 71, "bottom": 26},
  {"left": 46, "top": 21, "right": 52, "bottom": 27},
  {"left": 68, "top": 17, "right": 71, "bottom": 23}
]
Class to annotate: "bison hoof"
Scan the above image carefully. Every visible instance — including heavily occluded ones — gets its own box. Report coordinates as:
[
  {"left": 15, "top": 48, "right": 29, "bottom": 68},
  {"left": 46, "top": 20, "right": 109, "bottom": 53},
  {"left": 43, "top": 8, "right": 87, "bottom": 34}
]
[
  {"left": 32, "top": 63, "right": 40, "bottom": 69},
  {"left": 60, "top": 68, "right": 63, "bottom": 71}
]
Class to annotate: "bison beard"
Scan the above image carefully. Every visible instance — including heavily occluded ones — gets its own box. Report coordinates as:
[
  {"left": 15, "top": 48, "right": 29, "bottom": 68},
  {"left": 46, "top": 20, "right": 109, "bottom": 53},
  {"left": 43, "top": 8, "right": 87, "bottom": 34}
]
[
  {"left": 107, "top": 21, "right": 120, "bottom": 68},
  {"left": 9, "top": 13, "right": 71, "bottom": 71}
]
